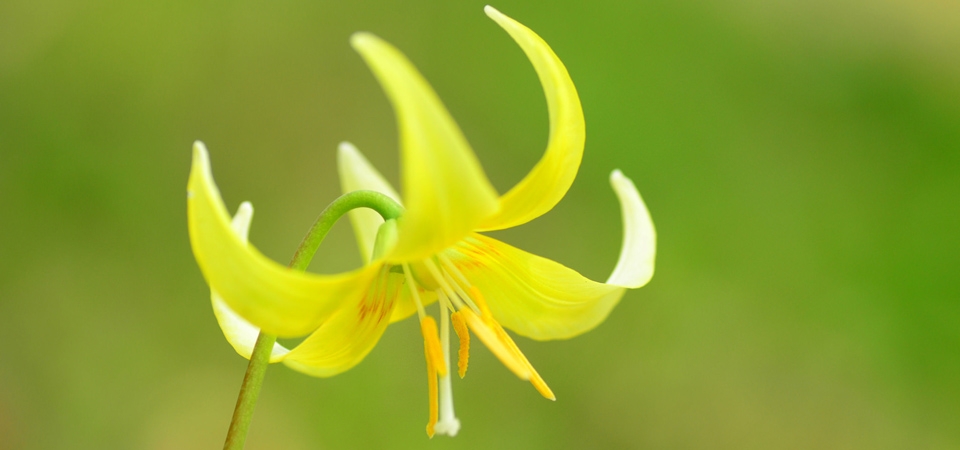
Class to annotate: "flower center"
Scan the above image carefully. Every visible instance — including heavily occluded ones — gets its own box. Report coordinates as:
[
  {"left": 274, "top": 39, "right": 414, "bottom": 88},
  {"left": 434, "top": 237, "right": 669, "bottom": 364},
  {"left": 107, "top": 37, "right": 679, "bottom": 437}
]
[
  {"left": 402, "top": 253, "right": 555, "bottom": 438},
  {"left": 402, "top": 257, "right": 468, "bottom": 438}
]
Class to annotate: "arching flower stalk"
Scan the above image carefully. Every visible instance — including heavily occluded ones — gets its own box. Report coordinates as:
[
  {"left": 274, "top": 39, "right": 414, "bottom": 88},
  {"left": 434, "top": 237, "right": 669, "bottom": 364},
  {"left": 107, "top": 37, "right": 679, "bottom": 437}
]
[{"left": 189, "top": 6, "right": 656, "bottom": 442}]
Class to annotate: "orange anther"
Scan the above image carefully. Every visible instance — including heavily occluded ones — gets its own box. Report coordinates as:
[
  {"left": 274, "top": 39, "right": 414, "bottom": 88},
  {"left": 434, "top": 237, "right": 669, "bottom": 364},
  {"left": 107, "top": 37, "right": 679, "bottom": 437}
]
[
  {"left": 420, "top": 316, "right": 446, "bottom": 377},
  {"left": 451, "top": 311, "right": 470, "bottom": 378}
]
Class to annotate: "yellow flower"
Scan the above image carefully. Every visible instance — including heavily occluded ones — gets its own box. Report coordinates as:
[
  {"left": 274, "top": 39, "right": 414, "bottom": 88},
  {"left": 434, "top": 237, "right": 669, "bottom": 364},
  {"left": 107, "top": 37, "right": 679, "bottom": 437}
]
[{"left": 188, "top": 6, "right": 655, "bottom": 437}]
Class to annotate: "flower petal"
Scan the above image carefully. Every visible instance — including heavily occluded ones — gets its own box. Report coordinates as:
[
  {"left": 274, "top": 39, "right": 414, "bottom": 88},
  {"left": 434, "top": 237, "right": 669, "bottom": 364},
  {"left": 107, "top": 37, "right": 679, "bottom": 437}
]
[
  {"left": 449, "top": 170, "right": 654, "bottom": 340},
  {"left": 606, "top": 170, "right": 656, "bottom": 288},
  {"left": 282, "top": 267, "right": 401, "bottom": 377},
  {"left": 351, "top": 32, "right": 500, "bottom": 262},
  {"left": 211, "top": 202, "right": 290, "bottom": 362},
  {"left": 390, "top": 284, "right": 437, "bottom": 323},
  {"left": 449, "top": 234, "right": 624, "bottom": 341},
  {"left": 188, "top": 142, "right": 381, "bottom": 338},
  {"left": 478, "top": 7, "right": 585, "bottom": 231},
  {"left": 337, "top": 142, "right": 403, "bottom": 264}
]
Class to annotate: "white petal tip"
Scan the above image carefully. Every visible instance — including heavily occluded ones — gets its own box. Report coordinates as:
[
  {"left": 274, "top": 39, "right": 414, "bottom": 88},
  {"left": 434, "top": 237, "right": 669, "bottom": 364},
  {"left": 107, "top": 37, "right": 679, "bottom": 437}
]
[
  {"left": 192, "top": 141, "right": 209, "bottom": 162},
  {"left": 190, "top": 141, "right": 214, "bottom": 183},
  {"left": 338, "top": 141, "right": 360, "bottom": 162},
  {"left": 484, "top": 6, "right": 509, "bottom": 23},
  {"left": 236, "top": 201, "right": 253, "bottom": 217},
  {"left": 350, "top": 32, "right": 377, "bottom": 50},
  {"left": 231, "top": 202, "right": 254, "bottom": 243},
  {"left": 610, "top": 169, "right": 626, "bottom": 184},
  {"left": 606, "top": 169, "right": 656, "bottom": 288}
]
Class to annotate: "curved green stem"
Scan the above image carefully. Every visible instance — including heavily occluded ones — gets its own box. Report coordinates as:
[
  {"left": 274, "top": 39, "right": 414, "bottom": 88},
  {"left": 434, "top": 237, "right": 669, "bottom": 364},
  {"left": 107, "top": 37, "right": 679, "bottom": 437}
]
[
  {"left": 222, "top": 189, "right": 403, "bottom": 450},
  {"left": 290, "top": 189, "right": 403, "bottom": 271}
]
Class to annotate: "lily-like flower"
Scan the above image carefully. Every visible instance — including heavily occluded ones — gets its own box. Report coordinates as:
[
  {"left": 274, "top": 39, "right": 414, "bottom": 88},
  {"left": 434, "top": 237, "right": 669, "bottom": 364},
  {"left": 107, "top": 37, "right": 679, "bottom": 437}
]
[{"left": 189, "top": 6, "right": 655, "bottom": 437}]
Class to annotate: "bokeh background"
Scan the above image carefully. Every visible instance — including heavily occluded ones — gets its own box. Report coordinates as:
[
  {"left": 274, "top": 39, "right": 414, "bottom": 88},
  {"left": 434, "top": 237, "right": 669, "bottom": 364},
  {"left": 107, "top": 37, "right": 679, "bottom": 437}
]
[{"left": 2, "top": 0, "right": 959, "bottom": 448}]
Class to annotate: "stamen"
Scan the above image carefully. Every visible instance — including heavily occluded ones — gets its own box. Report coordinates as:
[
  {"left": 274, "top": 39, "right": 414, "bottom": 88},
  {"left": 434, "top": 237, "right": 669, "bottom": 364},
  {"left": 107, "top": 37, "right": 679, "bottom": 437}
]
[
  {"left": 402, "top": 263, "right": 426, "bottom": 321},
  {"left": 468, "top": 287, "right": 556, "bottom": 401},
  {"left": 434, "top": 290, "right": 461, "bottom": 436},
  {"left": 423, "top": 345, "right": 438, "bottom": 438},
  {"left": 420, "top": 316, "right": 446, "bottom": 377},
  {"left": 468, "top": 286, "right": 493, "bottom": 316},
  {"left": 459, "top": 308, "right": 531, "bottom": 380},
  {"left": 451, "top": 311, "right": 470, "bottom": 378},
  {"left": 424, "top": 257, "right": 481, "bottom": 313},
  {"left": 438, "top": 253, "right": 471, "bottom": 288},
  {"left": 422, "top": 258, "right": 466, "bottom": 310}
]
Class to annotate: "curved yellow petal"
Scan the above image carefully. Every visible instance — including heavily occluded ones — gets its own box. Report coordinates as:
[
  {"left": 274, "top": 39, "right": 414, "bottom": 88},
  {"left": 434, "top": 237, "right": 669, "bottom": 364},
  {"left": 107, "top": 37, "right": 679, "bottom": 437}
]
[
  {"left": 282, "top": 267, "right": 402, "bottom": 377},
  {"left": 337, "top": 142, "right": 403, "bottom": 264},
  {"left": 478, "top": 7, "right": 585, "bottom": 231},
  {"left": 188, "top": 142, "right": 381, "bottom": 338},
  {"left": 449, "top": 234, "right": 624, "bottom": 341},
  {"left": 211, "top": 201, "right": 290, "bottom": 362},
  {"left": 606, "top": 170, "right": 656, "bottom": 288},
  {"left": 351, "top": 33, "right": 499, "bottom": 262},
  {"left": 448, "top": 171, "right": 654, "bottom": 340}
]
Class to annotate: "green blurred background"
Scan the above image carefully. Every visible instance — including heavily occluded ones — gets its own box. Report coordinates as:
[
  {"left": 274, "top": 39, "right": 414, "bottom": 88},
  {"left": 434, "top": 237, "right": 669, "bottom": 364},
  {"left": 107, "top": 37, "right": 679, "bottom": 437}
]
[{"left": 1, "top": 0, "right": 958, "bottom": 448}]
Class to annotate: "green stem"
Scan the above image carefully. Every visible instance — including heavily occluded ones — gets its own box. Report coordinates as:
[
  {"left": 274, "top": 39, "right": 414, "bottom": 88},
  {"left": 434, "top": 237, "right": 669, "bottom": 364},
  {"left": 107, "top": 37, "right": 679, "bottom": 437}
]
[
  {"left": 223, "top": 332, "right": 276, "bottom": 450},
  {"left": 222, "top": 189, "right": 403, "bottom": 450},
  {"left": 290, "top": 189, "right": 403, "bottom": 271}
]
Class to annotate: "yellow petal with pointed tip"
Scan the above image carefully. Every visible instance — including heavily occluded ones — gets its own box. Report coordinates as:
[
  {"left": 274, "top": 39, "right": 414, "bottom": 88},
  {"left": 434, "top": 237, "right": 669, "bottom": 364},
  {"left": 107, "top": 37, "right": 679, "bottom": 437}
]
[
  {"left": 351, "top": 32, "right": 499, "bottom": 262},
  {"left": 337, "top": 142, "right": 403, "bottom": 265},
  {"left": 283, "top": 267, "right": 402, "bottom": 377},
  {"left": 451, "top": 233, "right": 624, "bottom": 341},
  {"left": 478, "top": 6, "right": 585, "bottom": 231},
  {"left": 188, "top": 142, "right": 382, "bottom": 338},
  {"left": 450, "top": 168, "right": 655, "bottom": 340},
  {"left": 211, "top": 201, "right": 290, "bottom": 362}
]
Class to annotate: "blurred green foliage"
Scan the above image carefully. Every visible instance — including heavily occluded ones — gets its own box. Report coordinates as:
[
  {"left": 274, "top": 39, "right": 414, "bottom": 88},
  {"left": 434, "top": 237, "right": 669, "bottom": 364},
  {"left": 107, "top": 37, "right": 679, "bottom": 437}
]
[{"left": 1, "top": 0, "right": 958, "bottom": 449}]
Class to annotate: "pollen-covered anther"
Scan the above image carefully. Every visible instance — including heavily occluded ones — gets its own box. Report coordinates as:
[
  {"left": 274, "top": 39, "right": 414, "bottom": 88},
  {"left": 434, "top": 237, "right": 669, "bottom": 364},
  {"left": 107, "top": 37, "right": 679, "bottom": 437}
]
[
  {"left": 451, "top": 311, "right": 470, "bottom": 378},
  {"left": 466, "top": 286, "right": 555, "bottom": 400},
  {"left": 424, "top": 351, "right": 438, "bottom": 439},
  {"left": 420, "top": 315, "right": 445, "bottom": 438},
  {"left": 420, "top": 316, "right": 446, "bottom": 377}
]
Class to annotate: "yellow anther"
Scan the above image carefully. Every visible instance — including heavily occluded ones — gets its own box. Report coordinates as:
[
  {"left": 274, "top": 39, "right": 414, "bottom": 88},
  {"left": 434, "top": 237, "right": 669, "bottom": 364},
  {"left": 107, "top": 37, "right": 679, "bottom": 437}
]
[
  {"left": 423, "top": 346, "right": 438, "bottom": 438},
  {"left": 457, "top": 286, "right": 555, "bottom": 400},
  {"left": 529, "top": 370, "right": 556, "bottom": 401},
  {"left": 488, "top": 318, "right": 556, "bottom": 401},
  {"left": 465, "top": 287, "right": 556, "bottom": 401},
  {"left": 451, "top": 311, "right": 470, "bottom": 378},
  {"left": 459, "top": 308, "right": 531, "bottom": 380},
  {"left": 420, "top": 316, "right": 447, "bottom": 377}
]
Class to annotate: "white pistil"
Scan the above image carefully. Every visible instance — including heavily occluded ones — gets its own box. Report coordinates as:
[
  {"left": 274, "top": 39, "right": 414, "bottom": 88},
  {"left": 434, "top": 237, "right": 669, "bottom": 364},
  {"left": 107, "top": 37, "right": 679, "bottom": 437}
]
[
  {"left": 434, "top": 290, "right": 461, "bottom": 436},
  {"left": 402, "top": 263, "right": 426, "bottom": 321}
]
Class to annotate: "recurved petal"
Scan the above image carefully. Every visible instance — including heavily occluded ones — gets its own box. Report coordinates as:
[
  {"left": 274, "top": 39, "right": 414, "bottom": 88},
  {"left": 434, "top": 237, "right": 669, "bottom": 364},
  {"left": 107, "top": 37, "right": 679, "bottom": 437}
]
[
  {"left": 282, "top": 267, "right": 402, "bottom": 377},
  {"left": 450, "top": 234, "right": 624, "bottom": 341},
  {"left": 605, "top": 170, "right": 656, "bottom": 288},
  {"left": 211, "top": 202, "right": 290, "bottom": 362},
  {"left": 478, "top": 7, "right": 585, "bottom": 231},
  {"left": 337, "top": 142, "right": 403, "bottom": 265},
  {"left": 449, "top": 170, "right": 655, "bottom": 340},
  {"left": 188, "top": 142, "right": 382, "bottom": 338},
  {"left": 351, "top": 33, "right": 500, "bottom": 262}
]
